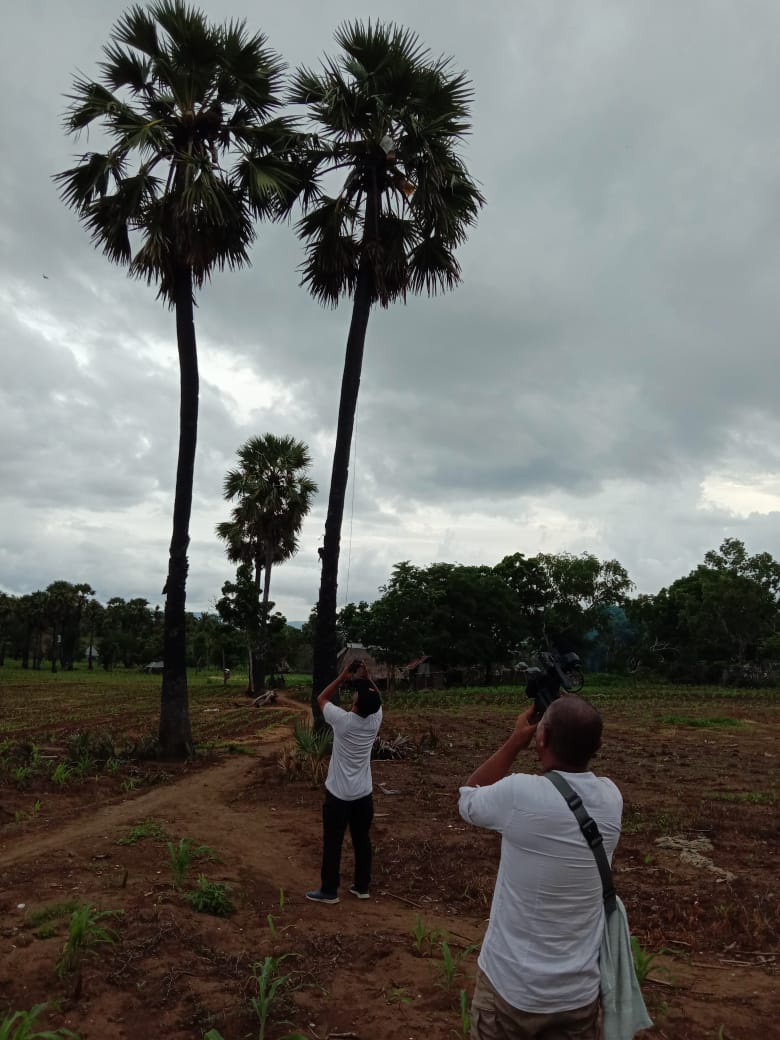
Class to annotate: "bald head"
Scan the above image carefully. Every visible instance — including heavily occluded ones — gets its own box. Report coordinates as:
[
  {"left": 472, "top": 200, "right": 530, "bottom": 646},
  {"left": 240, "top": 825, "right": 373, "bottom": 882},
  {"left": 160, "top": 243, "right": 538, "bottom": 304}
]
[{"left": 539, "top": 696, "right": 603, "bottom": 770}]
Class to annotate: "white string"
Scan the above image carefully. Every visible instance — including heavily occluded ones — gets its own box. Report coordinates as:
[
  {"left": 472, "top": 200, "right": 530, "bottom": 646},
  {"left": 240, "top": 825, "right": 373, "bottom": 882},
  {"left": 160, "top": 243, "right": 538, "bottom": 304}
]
[{"left": 343, "top": 399, "right": 358, "bottom": 607}]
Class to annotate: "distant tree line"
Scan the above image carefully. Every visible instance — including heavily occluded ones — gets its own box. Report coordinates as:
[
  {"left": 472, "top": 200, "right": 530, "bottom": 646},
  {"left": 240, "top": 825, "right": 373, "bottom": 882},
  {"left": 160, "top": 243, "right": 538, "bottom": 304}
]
[
  {"left": 331, "top": 538, "right": 780, "bottom": 686},
  {"left": 2, "top": 537, "right": 777, "bottom": 686},
  {"left": 0, "top": 580, "right": 310, "bottom": 677}
]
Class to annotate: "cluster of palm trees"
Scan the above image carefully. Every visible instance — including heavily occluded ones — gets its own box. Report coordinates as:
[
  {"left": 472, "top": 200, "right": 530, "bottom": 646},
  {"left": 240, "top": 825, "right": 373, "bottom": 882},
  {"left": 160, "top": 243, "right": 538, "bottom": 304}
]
[{"left": 56, "top": 1, "right": 483, "bottom": 758}]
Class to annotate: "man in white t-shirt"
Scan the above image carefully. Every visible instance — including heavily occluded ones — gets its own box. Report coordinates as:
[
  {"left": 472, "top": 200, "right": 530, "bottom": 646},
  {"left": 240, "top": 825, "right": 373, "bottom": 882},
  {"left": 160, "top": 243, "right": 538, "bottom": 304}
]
[
  {"left": 306, "top": 661, "right": 383, "bottom": 905},
  {"left": 459, "top": 696, "right": 622, "bottom": 1040}
]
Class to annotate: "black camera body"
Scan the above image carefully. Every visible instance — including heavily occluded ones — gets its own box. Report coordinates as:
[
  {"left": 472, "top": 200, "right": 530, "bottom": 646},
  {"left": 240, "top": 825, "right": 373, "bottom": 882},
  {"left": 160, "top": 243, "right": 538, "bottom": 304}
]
[{"left": 524, "top": 651, "right": 581, "bottom": 721}]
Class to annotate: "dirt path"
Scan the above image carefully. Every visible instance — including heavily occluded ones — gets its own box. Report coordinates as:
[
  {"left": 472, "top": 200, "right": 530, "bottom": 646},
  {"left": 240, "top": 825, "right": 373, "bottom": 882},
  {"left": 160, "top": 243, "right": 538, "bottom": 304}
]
[{"left": 2, "top": 699, "right": 779, "bottom": 1040}]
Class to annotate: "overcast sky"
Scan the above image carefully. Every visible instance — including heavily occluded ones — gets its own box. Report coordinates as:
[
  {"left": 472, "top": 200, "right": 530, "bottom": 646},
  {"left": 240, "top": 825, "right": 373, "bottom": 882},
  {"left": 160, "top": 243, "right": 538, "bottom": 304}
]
[{"left": 3, "top": 0, "right": 780, "bottom": 622}]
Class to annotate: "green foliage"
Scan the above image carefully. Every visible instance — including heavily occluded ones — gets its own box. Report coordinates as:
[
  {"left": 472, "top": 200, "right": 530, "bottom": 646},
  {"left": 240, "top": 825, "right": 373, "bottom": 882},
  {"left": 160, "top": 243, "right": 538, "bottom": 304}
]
[
  {"left": 459, "top": 989, "right": 472, "bottom": 1037},
  {"left": 661, "top": 716, "right": 742, "bottom": 729},
  {"left": 168, "top": 838, "right": 217, "bottom": 889},
  {"left": 186, "top": 876, "right": 235, "bottom": 917},
  {"left": 56, "top": 905, "right": 119, "bottom": 978},
  {"left": 249, "top": 955, "right": 299, "bottom": 1040},
  {"left": 288, "top": 719, "right": 332, "bottom": 783},
  {"left": 0, "top": 1004, "right": 80, "bottom": 1040},
  {"left": 630, "top": 936, "right": 665, "bottom": 986},
  {"left": 25, "top": 901, "right": 81, "bottom": 933},
  {"left": 437, "top": 939, "right": 477, "bottom": 989},
  {"left": 411, "top": 914, "right": 442, "bottom": 954},
  {"left": 705, "top": 789, "right": 776, "bottom": 805},
  {"left": 51, "top": 763, "right": 73, "bottom": 786},
  {"left": 117, "top": 819, "right": 169, "bottom": 845}
]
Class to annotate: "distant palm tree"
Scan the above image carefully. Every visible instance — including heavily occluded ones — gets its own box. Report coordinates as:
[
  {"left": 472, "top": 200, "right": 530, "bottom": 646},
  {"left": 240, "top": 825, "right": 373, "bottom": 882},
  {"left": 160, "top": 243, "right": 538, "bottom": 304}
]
[
  {"left": 289, "top": 21, "right": 484, "bottom": 709},
  {"left": 55, "top": 1, "right": 300, "bottom": 758},
  {"left": 217, "top": 434, "right": 317, "bottom": 691}
]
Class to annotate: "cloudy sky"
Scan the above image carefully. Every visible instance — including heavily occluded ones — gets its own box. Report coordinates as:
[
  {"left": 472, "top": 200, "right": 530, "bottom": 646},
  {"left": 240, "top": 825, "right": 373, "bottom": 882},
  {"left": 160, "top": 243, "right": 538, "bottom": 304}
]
[{"left": 3, "top": 0, "right": 780, "bottom": 622}]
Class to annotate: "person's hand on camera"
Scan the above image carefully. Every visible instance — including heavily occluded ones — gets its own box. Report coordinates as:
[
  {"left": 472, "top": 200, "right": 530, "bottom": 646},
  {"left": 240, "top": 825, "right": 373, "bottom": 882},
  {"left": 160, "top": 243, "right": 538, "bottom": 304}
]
[{"left": 509, "top": 706, "right": 538, "bottom": 751}]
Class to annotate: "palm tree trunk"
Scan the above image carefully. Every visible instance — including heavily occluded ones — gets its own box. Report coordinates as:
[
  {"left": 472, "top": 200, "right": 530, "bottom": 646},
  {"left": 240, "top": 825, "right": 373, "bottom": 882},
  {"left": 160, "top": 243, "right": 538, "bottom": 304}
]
[
  {"left": 312, "top": 251, "right": 375, "bottom": 718},
  {"left": 159, "top": 265, "right": 197, "bottom": 760},
  {"left": 254, "top": 542, "right": 275, "bottom": 691}
]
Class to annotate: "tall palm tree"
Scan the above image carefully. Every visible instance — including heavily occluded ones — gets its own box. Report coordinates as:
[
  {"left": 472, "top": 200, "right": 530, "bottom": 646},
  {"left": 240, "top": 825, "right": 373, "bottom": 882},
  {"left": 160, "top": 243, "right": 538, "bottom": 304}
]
[
  {"left": 289, "top": 21, "right": 484, "bottom": 710},
  {"left": 55, "top": 1, "right": 300, "bottom": 758},
  {"left": 216, "top": 434, "right": 317, "bottom": 691}
]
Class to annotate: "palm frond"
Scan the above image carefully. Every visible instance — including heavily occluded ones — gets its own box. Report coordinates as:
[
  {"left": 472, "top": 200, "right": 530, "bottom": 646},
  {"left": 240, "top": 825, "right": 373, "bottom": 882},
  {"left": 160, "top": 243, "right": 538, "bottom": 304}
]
[
  {"left": 114, "top": 4, "right": 162, "bottom": 60},
  {"left": 54, "top": 151, "right": 128, "bottom": 212},
  {"left": 56, "top": 2, "right": 298, "bottom": 305},
  {"left": 289, "top": 19, "right": 484, "bottom": 306},
  {"left": 407, "top": 236, "right": 462, "bottom": 296},
  {"left": 98, "top": 43, "right": 152, "bottom": 95}
]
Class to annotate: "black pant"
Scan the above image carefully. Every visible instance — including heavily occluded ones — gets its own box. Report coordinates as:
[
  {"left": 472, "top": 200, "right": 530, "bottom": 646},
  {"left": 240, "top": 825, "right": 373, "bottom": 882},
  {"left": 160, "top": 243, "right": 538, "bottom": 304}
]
[{"left": 320, "top": 790, "right": 374, "bottom": 895}]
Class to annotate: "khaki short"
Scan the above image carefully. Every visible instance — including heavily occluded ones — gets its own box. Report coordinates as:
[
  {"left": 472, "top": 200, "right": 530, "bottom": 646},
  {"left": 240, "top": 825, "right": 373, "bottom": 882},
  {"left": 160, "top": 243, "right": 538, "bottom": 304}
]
[{"left": 471, "top": 968, "right": 601, "bottom": 1040}]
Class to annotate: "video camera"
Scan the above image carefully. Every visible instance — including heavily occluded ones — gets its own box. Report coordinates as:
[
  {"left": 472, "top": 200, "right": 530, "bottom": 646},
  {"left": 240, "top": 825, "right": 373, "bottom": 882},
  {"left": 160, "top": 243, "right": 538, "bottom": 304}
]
[{"left": 522, "top": 650, "right": 582, "bottom": 721}]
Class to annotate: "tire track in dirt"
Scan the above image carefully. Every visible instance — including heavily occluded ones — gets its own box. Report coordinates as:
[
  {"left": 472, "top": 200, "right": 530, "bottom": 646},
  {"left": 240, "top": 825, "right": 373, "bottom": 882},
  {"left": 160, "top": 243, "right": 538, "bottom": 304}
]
[{"left": 0, "top": 711, "right": 304, "bottom": 873}]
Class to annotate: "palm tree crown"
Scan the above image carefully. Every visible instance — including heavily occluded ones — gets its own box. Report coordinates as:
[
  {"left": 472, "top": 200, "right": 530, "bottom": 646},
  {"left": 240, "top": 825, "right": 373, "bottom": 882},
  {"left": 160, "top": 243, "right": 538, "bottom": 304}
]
[
  {"left": 55, "top": 0, "right": 299, "bottom": 301},
  {"left": 217, "top": 433, "right": 317, "bottom": 693},
  {"left": 217, "top": 434, "right": 318, "bottom": 583},
  {"left": 289, "top": 19, "right": 485, "bottom": 307}
]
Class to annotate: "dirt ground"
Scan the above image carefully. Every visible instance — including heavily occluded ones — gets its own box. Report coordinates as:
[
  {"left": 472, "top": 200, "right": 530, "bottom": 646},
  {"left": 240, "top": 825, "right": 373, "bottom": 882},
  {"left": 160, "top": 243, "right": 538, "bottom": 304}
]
[{"left": 0, "top": 686, "right": 778, "bottom": 1040}]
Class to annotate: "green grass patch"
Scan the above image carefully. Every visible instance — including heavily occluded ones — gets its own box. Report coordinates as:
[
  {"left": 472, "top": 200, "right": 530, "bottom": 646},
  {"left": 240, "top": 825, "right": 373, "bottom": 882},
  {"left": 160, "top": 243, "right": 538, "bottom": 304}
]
[
  {"left": 704, "top": 790, "right": 776, "bottom": 805},
  {"left": 25, "top": 900, "right": 82, "bottom": 933},
  {"left": 117, "top": 819, "right": 169, "bottom": 845},
  {"left": 659, "top": 715, "right": 743, "bottom": 728}
]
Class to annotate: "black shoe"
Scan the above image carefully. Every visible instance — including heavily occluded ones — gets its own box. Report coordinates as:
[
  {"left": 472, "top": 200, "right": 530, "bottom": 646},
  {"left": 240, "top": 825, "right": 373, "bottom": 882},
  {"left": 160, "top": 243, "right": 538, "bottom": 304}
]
[{"left": 306, "top": 889, "right": 339, "bottom": 904}]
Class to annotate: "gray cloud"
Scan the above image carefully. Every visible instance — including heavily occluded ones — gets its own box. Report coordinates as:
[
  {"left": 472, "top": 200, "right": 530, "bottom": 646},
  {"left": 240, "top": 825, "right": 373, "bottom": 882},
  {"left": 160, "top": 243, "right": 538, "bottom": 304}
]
[{"left": 3, "top": 1, "right": 780, "bottom": 620}]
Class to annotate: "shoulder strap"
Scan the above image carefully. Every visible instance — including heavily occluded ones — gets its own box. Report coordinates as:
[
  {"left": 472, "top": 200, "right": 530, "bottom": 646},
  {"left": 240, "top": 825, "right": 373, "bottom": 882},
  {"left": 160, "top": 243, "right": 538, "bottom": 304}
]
[{"left": 546, "top": 771, "right": 617, "bottom": 915}]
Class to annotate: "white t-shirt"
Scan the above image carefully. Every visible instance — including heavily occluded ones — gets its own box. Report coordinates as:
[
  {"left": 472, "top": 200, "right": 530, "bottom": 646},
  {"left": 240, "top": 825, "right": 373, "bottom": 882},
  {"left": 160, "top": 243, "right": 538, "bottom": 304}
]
[
  {"left": 459, "top": 770, "right": 622, "bottom": 1014},
  {"left": 323, "top": 701, "right": 383, "bottom": 801}
]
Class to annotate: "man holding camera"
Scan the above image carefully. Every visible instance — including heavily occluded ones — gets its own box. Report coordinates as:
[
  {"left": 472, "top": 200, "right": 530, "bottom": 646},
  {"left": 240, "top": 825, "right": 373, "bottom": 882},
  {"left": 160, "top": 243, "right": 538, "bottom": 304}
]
[
  {"left": 306, "top": 660, "right": 383, "bottom": 904},
  {"left": 459, "top": 696, "right": 622, "bottom": 1039}
]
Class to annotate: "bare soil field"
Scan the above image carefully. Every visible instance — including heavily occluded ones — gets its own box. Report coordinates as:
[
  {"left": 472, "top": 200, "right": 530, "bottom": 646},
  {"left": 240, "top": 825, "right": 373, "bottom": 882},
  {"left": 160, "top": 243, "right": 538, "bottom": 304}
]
[{"left": 0, "top": 677, "right": 778, "bottom": 1040}]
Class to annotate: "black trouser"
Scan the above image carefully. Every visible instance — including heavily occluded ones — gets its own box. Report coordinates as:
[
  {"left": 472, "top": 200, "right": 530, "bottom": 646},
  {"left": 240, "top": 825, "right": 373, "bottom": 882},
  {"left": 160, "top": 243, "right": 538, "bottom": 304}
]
[{"left": 320, "top": 790, "right": 374, "bottom": 895}]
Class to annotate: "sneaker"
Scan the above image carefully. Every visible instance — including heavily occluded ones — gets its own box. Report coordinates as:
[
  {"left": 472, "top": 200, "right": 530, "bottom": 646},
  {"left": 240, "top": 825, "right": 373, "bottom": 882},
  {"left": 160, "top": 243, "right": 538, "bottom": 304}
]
[
  {"left": 306, "top": 889, "right": 339, "bottom": 904},
  {"left": 349, "top": 887, "right": 370, "bottom": 900}
]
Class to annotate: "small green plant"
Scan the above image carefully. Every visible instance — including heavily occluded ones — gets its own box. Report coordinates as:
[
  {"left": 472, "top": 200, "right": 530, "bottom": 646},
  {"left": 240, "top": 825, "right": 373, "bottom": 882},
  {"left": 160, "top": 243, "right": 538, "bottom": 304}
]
[
  {"left": 411, "top": 913, "right": 441, "bottom": 954},
  {"left": 631, "top": 936, "right": 662, "bottom": 986},
  {"left": 14, "top": 765, "right": 32, "bottom": 787},
  {"left": 121, "top": 778, "right": 139, "bottom": 793},
  {"left": 278, "top": 887, "right": 286, "bottom": 911},
  {"left": 250, "top": 955, "right": 299, "bottom": 1040},
  {"left": 105, "top": 758, "right": 123, "bottom": 775},
  {"left": 267, "top": 913, "right": 291, "bottom": 939},
  {"left": 56, "top": 904, "right": 119, "bottom": 978},
  {"left": 117, "top": 819, "right": 168, "bottom": 845},
  {"left": 168, "top": 838, "right": 216, "bottom": 889},
  {"left": 186, "top": 876, "right": 234, "bottom": 917},
  {"left": 291, "top": 720, "right": 333, "bottom": 784},
  {"left": 0, "top": 1003, "right": 80, "bottom": 1039},
  {"left": 459, "top": 988, "right": 472, "bottom": 1037},
  {"left": 644, "top": 853, "right": 654, "bottom": 865},
  {"left": 51, "top": 763, "right": 73, "bottom": 786},
  {"left": 25, "top": 900, "right": 81, "bottom": 935},
  {"left": 437, "top": 939, "right": 476, "bottom": 989},
  {"left": 386, "top": 986, "right": 413, "bottom": 1005}
]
